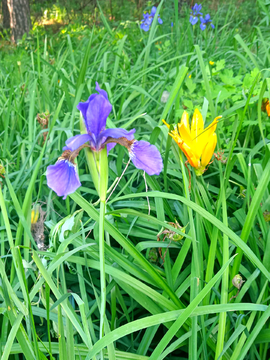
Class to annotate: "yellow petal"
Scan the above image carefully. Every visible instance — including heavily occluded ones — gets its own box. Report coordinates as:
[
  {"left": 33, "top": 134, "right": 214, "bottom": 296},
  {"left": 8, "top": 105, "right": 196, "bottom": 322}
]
[
  {"left": 191, "top": 109, "right": 204, "bottom": 138},
  {"left": 180, "top": 111, "right": 190, "bottom": 134},
  {"left": 31, "top": 209, "right": 39, "bottom": 224},
  {"left": 162, "top": 119, "right": 170, "bottom": 129},
  {"left": 201, "top": 133, "right": 217, "bottom": 167},
  {"left": 192, "top": 115, "right": 221, "bottom": 159},
  {"left": 189, "top": 109, "right": 204, "bottom": 158},
  {"left": 177, "top": 140, "right": 200, "bottom": 169},
  {"left": 178, "top": 123, "right": 193, "bottom": 147}
]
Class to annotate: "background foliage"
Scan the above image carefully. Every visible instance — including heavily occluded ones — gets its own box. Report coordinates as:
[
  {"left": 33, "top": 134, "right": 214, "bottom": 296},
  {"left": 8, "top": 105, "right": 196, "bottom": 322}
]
[{"left": 1, "top": 0, "right": 270, "bottom": 359}]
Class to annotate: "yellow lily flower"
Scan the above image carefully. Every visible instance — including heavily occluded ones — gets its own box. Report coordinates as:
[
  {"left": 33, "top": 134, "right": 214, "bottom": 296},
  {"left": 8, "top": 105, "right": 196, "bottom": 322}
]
[{"left": 163, "top": 109, "right": 222, "bottom": 176}]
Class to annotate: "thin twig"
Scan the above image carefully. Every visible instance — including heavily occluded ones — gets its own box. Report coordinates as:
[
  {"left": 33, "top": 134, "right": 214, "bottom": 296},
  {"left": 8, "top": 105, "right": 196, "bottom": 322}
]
[{"left": 106, "top": 158, "right": 131, "bottom": 203}]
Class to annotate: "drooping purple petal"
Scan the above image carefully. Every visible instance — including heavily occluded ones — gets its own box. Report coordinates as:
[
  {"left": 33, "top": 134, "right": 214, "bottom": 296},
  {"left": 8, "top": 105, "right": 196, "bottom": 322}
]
[
  {"left": 211, "top": 23, "right": 215, "bottom": 29},
  {"left": 190, "top": 15, "right": 198, "bottom": 25},
  {"left": 63, "top": 134, "right": 92, "bottom": 151},
  {"left": 200, "top": 22, "right": 206, "bottom": 31},
  {"left": 98, "top": 128, "right": 136, "bottom": 152},
  {"left": 141, "top": 22, "right": 150, "bottom": 32},
  {"left": 46, "top": 160, "right": 81, "bottom": 200},
  {"left": 77, "top": 83, "right": 112, "bottom": 140},
  {"left": 129, "top": 140, "right": 163, "bottom": 176},
  {"left": 158, "top": 17, "right": 163, "bottom": 24}
]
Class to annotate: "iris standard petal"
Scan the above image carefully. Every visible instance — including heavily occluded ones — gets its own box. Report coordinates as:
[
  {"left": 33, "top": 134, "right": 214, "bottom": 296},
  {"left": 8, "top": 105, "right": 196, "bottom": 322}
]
[
  {"left": 77, "top": 83, "right": 112, "bottom": 140},
  {"left": 201, "top": 133, "right": 217, "bottom": 167},
  {"left": 77, "top": 94, "right": 97, "bottom": 123},
  {"left": 150, "top": 6, "right": 157, "bottom": 16},
  {"left": 46, "top": 160, "right": 81, "bottom": 200},
  {"left": 95, "top": 81, "right": 109, "bottom": 100},
  {"left": 98, "top": 128, "right": 136, "bottom": 152},
  {"left": 63, "top": 134, "right": 92, "bottom": 151},
  {"left": 130, "top": 140, "right": 163, "bottom": 175}
]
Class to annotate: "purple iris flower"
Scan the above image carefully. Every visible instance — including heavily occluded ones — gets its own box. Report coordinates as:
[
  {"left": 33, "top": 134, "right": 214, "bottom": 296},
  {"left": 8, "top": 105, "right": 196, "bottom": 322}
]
[
  {"left": 200, "top": 14, "right": 215, "bottom": 30},
  {"left": 189, "top": 3, "right": 203, "bottom": 26},
  {"left": 46, "top": 83, "right": 163, "bottom": 199},
  {"left": 140, "top": 6, "right": 163, "bottom": 32}
]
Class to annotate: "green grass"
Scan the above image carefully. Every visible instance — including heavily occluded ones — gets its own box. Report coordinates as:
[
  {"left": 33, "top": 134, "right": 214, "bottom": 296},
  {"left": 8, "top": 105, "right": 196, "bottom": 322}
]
[{"left": 1, "top": 0, "right": 270, "bottom": 359}]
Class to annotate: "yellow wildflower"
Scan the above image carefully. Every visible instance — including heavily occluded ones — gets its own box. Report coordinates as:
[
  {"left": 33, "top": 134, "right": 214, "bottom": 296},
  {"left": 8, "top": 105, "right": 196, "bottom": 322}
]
[
  {"left": 163, "top": 109, "right": 222, "bottom": 176},
  {"left": 188, "top": 74, "right": 192, "bottom": 78},
  {"left": 209, "top": 61, "right": 215, "bottom": 65},
  {"left": 31, "top": 206, "right": 39, "bottom": 224}
]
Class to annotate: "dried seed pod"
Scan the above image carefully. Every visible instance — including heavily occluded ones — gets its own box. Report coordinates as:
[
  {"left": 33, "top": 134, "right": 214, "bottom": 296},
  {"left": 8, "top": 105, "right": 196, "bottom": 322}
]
[{"left": 232, "top": 274, "right": 245, "bottom": 290}]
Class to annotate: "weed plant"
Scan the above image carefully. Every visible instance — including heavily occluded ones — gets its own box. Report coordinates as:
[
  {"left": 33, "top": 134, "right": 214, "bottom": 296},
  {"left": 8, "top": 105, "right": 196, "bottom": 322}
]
[{"left": 0, "top": 0, "right": 270, "bottom": 359}]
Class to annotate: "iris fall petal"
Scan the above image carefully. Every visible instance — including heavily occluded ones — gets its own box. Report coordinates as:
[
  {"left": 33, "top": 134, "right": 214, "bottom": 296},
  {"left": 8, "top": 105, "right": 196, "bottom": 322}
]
[
  {"left": 46, "top": 160, "right": 81, "bottom": 199},
  {"left": 130, "top": 140, "right": 163, "bottom": 175}
]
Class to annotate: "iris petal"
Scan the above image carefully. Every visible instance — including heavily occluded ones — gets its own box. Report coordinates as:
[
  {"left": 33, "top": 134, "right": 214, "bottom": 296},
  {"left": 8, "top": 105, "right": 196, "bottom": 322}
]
[
  {"left": 63, "top": 134, "right": 92, "bottom": 151},
  {"left": 141, "top": 22, "right": 150, "bottom": 31},
  {"left": 98, "top": 128, "right": 136, "bottom": 153},
  {"left": 77, "top": 83, "right": 112, "bottom": 140},
  {"left": 130, "top": 140, "right": 163, "bottom": 175},
  {"left": 46, "top": 160, "right": 81, "bottom": 200}
]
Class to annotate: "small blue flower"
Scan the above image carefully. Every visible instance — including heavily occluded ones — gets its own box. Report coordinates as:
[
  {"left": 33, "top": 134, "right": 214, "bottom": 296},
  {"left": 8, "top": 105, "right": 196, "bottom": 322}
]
[
  {"left": 200, "top": 14, "right": 215, "bottom": 31},
  {"left": 192, "top": 3, "right": 202, "bottom": 14},
  {"left": 189, "top": 3, "right": 203, "bottom": 25},
  {"left": 141, "top": 6, "right": 163, "bottom": 32}
]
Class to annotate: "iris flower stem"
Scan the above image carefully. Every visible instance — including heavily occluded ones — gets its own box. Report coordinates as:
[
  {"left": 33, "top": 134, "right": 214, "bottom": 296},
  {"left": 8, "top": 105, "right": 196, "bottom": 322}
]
[{"left": 99, "top": 200, "right": 106, "bottom": 346}]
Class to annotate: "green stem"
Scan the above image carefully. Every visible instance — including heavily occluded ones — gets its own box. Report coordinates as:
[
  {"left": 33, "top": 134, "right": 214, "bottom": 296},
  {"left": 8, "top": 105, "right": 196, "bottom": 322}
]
[
  {"left": 99, "top": 200, "right": 106, "bottom": 343},
  {"left": 179, "top": 151, "right": 200, "bottom": 359},
  {"left": 215, "top": 179, "right": 229, "bottom": 360}
]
